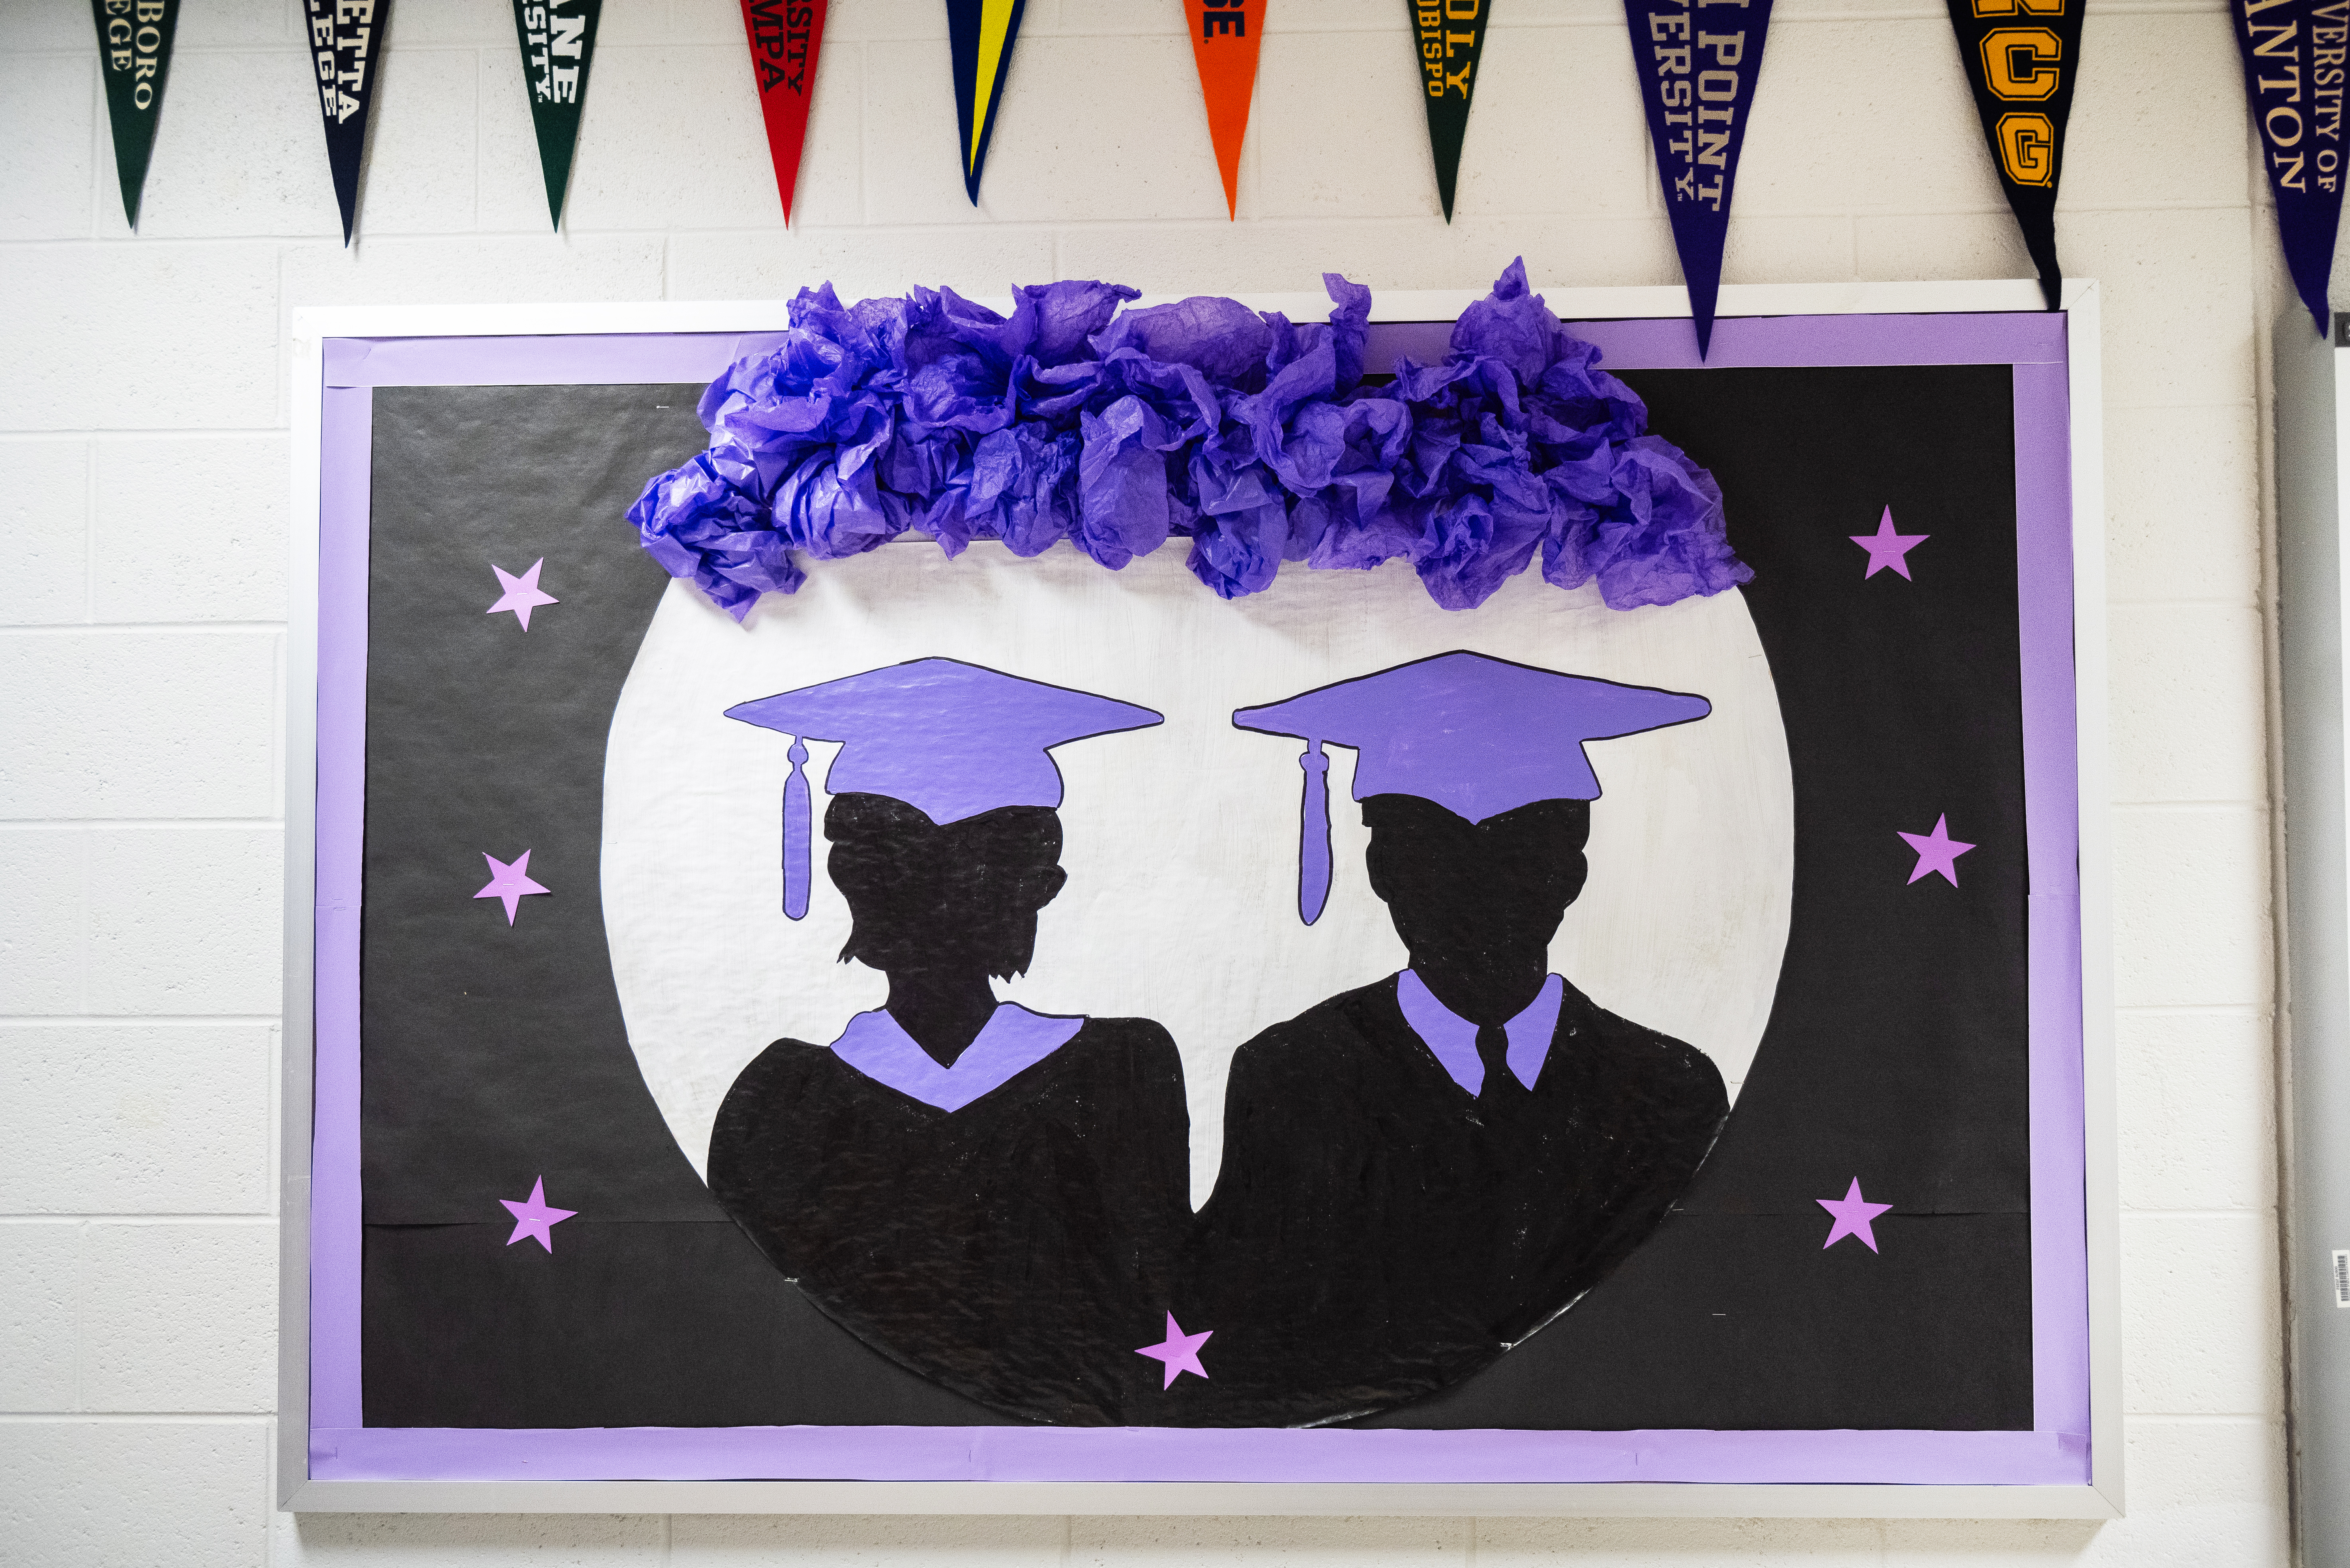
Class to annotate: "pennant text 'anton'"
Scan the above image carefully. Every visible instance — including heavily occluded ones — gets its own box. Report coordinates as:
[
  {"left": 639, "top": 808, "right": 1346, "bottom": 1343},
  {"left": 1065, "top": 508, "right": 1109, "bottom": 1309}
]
[{"left": 2231, "top": 0, "right": 2348, "bottom": 335}]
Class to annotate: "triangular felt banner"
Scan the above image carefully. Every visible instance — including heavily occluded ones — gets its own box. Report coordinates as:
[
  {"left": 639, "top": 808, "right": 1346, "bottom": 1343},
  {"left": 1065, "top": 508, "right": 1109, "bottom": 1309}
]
[
  {"left": 304, "top": 0, "right": 392, "bottom": 245},
  {"left": 1187, "top": 0, "right": 1268, "bottom": 219},
  {"left": 2231, "top": 0, "right": 2347, "bottom": 336},
  {"left": 91, "top": 0, "right": 179, "bottom": 230},
  {"left": 1410, "top": 0, "right": 1488, "bottom": 221},
  {"left": 511, "top": 0, "right": 601, "bottom": 230},
  {"left": 1624, "top": 0, "right": 1776, "bottom": 358},
  {"left": 947, "top": 0, "right": 1028, "bottom": 205},
  {"left": 1946, "top": 0, "right": 2082, "bottom": 311},
  {"left": 739, "top": 0, "right": 828, "bottom": 224}
]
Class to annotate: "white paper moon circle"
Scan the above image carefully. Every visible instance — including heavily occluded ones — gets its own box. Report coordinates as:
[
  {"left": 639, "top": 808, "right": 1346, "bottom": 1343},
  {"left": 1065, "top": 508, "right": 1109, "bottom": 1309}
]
[{"left": 602, "top": 540, "right": 1794, "bottom": 1207}]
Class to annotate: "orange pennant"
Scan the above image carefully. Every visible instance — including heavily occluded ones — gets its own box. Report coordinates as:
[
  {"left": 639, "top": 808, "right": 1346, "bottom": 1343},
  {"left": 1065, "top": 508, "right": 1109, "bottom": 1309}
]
[{"left": 1186, "top": 0, "right": 1267, "bottom": 219}]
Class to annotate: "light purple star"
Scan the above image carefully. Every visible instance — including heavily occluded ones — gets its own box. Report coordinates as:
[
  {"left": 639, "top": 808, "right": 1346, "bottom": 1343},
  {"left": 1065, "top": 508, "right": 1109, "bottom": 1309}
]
[
  {"left": 486, "top": 558, "right": 559, "bottom": 631},
  {"left": 1817, "top": 1178, "right": 1894, "bottom": 1252},
  {"left": 499, "top": 1177, "right": 577, "bottom": 1252},
  {"left": 1135, "top": 1312, "right": 1213, "bottom": 1390},
  {"left": 1897, "top": 815, "right": 1976, "bottom": 886},
  {"left": 474, "top": 849, "right": 550, "bottom": 925},
  {"left": 1850, "top": 508, "right": 1929, "bottom": 580}
]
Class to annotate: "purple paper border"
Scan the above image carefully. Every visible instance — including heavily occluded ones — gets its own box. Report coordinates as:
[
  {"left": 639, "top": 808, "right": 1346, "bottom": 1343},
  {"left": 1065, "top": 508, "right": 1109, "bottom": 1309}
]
[
  {"left": 306, "top": 314, "right": 2089, "bottom": 1487},
  {"left": 310, "top": 1424, "right": 2088, "bottom": 1486},
  {"left": 312, "top": 385, "right": 372, "bottom": 1434}
]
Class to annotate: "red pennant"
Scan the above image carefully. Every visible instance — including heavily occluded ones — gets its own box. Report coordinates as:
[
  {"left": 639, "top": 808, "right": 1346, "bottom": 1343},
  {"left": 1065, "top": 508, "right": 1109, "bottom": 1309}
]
[
  {"left": 1186, "top": 0, "right": 1267, "bottom": 219},
  {"left": 738, "top": 0, "right": 828, "bottom": 223}
]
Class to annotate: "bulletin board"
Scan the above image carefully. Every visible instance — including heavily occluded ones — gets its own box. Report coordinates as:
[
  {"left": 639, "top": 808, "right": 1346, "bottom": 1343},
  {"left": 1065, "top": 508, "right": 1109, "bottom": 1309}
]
[{"left": 278, "top": 280, "right": 2117, "bottom": 1517}]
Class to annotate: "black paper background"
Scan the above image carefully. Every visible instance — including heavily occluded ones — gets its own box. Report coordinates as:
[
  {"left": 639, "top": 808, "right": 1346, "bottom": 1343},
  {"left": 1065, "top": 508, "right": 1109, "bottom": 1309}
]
[{"left": 358, "top": 364, "right": 2033, "bottom": 1432}]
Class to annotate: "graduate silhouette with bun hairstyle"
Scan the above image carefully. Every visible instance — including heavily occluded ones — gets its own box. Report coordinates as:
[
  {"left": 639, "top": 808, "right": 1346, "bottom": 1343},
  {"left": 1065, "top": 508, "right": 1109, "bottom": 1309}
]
[
  {"left": 706, "top": 658, "right": 1195, "bottom": 1426},
  {"left": 1176, "top": 651, "right": 1732, "bottom": 1426}
]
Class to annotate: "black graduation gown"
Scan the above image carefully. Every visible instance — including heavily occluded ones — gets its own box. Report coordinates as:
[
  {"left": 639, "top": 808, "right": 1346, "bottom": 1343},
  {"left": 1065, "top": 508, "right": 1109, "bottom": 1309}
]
[
  {"left": 706, "top": 1015, "right": 1193, "bottom": 1426},
  {"left": 1172, "top": 974, "right": 1728, "bottom": 1426}
]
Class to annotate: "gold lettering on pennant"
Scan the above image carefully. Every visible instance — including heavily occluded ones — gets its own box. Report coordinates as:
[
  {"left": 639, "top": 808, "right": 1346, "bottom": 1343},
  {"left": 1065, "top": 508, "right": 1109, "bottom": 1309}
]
[
  {"left": 1419, "top": 0, "right": 1477, "bottom": 98},
  {"left": 1971, "top": 0, "right": 2061, "bottom": 13},
  {"left": 1994, "top": 110, "right": 2054, "bottom": 184},
  {"left": 1980, "top": 27, "right": 2063, "bottom": 99}
]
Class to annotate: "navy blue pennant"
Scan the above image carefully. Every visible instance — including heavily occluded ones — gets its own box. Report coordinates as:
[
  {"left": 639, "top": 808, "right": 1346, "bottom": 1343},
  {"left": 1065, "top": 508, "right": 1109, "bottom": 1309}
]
[
  {"left": 2232, "top": 0, "right": 2348, "bottom": 335},
  {"left": 304, "top": 0, "right": 390, "bottom": 244},
  {"left": 1624, "top": 0, "right": 1776, "bottom": 358}
]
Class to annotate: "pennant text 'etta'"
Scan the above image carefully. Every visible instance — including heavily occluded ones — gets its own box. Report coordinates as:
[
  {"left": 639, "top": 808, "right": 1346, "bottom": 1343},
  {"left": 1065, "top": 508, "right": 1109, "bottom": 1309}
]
[{"left": 306, "top": 0, "right": 390, "bottom": 245}]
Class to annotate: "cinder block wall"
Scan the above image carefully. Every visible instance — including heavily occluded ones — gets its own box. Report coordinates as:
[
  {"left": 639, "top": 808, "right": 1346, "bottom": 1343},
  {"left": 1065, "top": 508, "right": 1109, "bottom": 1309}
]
[{"left": 0, "top": 0, "right": 2290, "bottom": 1561}]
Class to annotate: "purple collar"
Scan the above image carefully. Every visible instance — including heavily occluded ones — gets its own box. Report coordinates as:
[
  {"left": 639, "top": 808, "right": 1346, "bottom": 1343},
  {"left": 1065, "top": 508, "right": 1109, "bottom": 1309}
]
[
  {"left": 1394, "top": 970, "right": 1565, "bottom": 1097},
  {"left": 828, "top": 1002, "right": 1085, "bottom": 1112}
]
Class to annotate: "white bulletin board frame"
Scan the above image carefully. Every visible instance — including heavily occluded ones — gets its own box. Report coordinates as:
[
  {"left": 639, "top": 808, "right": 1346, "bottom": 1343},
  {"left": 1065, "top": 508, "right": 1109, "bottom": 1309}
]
[{"left": 278, "top": 278, "right": 2117, "bottom": 1518}]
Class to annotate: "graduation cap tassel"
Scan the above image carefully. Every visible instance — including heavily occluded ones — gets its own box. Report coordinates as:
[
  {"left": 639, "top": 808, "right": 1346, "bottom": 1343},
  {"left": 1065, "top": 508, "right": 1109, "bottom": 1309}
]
[
  {"left": 1298, "top": 739, "right": 1331, "bottom": 927},
  {"left": 782, "top": 737, "right": 811, "bottom": 920}
]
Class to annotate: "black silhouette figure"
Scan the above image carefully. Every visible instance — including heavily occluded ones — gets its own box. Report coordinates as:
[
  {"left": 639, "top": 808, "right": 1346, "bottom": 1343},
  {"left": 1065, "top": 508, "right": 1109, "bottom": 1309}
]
[
  {"left": 1177, "top": 793, "right": 1730, "bottom": 1426},
  {"left": 708, "top": 794, "right": 1193, "bottom": 1425}
]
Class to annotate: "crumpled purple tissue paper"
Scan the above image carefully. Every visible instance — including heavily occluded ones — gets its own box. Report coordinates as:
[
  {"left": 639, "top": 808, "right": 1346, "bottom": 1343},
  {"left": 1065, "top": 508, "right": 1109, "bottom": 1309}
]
[{"left": 626, "top": 260, "right": 1752, "bottom": 619}]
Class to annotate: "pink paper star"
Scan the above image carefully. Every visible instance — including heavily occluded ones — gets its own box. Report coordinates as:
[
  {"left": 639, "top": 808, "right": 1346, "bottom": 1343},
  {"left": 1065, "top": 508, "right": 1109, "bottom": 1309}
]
[
  {"left": 1897, "top": 814, "right": 1977, "bottom": 886},
  {"left": 486, "top": 558, "right": 559, "bottom": 631},
  {"left": 1850, "top": 508, "right": 1929, "bottom": 580},
  {"left": 1135, "top": 1312, "right": 1213, "bottom": 1390},
  {"left": 1817, "top": 1178, "right": 1894, "bottom": 1252},
  {"left": 499, "top": 1177, "right": 577, "bottom": 1252},
  {"left": 474, "top": 849, "right": 550, "bottom": 925}
]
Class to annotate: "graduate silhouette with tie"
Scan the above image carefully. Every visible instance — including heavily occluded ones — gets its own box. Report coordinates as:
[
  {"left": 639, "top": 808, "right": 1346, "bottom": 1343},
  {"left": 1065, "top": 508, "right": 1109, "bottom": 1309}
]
[
  {"left": 1177, "top": 651, "right": 1732, "bottom": 1425},
  {"left": 705, "top": 658, "right": 1194, "bottom": 1426}
]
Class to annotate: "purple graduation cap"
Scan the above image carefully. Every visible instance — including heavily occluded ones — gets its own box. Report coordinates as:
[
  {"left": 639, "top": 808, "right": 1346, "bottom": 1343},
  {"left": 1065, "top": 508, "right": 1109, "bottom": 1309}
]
[
  {"left": 725, "top": 658, "right": 1164, "bottom": 919},
  {"left": 1232, "top": 651, "right": 1711, "bottom": 926}
]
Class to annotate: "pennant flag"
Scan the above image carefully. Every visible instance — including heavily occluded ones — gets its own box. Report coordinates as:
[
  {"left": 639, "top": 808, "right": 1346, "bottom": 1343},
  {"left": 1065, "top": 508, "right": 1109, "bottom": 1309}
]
[
  {"left": 1625, "top": 0, "right": 1776, "bottom": 359},
  {"left": 1187, "top": 0, "right": 1268, "bottom": 219},
  {"left": 2231, "top": 0, "right": 2347, "bottom": 336},
  {"left": 1410, "top": 0, "right": 1488, "bottom": 221},
  {"left": 947, "top": 0, "right": 1028, "bottom": 205},
  {"left": 511, "top": 0, "right": 601, "bottom": 230},
  {"left": 304, "top": 0, "right": 391, "bottom": 245},
  {"left": 739, "top": 0, "right": 828, "bottom": 224},
  {"left": 91, "top": 0, "right": 179, "bottom": 230},
  {"left": 1946, "top": 0, "right": 2082, "bottom": 311}
]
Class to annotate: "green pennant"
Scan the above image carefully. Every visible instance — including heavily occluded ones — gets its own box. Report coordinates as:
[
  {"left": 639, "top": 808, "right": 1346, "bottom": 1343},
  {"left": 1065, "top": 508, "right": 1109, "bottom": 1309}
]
[
  {"left": 511, "top": 0, "right": 602, "bottom": 229},
  {"left": 91, "top": 0, "right": 179, "bottom": 229},
  {"left": 1408, "top": 0, "right": 1488, "bottom": 222}
]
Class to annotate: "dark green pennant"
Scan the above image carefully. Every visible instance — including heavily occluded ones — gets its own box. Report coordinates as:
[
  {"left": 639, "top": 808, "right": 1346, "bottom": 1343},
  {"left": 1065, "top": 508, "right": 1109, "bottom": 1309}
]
[
  {"left": 1408, "top": 0, "right": 1487, "bottom": 221},
  {"left": 511, "top": 0, "right": 603, "bottom": 229},
  {"left": 91, "top": 0, "right": 179, "bottom": 229}
]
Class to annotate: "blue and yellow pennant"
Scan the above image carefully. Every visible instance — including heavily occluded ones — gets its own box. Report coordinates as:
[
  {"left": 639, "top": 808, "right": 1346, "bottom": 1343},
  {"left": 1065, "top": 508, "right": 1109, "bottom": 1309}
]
[{"left": 946, "top": 0, "right": 1027, "bottom": 204}]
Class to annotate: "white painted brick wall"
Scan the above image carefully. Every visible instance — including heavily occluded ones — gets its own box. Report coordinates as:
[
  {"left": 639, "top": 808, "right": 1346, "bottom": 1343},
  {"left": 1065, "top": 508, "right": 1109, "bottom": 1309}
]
[{"left": 0, "top": 0, "right": 2293, "bottom": 1560}]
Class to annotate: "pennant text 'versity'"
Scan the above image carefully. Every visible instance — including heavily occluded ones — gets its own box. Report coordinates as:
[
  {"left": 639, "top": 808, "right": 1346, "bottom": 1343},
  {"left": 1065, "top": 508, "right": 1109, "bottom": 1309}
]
[{"left": 1625, "top": 0, "right": 1775, "bottom": 358}]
